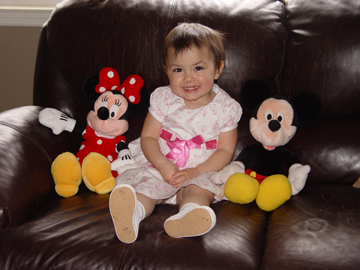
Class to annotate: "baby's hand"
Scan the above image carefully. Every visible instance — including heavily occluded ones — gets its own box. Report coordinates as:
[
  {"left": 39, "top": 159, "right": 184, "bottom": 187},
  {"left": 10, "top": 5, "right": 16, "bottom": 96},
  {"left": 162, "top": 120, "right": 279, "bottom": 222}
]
[
  {"left": 172, "top": 168, "right": 200, "bottom": 188},
  {"left": 158, "top": 161, "right": 179, "bottom": 185}
]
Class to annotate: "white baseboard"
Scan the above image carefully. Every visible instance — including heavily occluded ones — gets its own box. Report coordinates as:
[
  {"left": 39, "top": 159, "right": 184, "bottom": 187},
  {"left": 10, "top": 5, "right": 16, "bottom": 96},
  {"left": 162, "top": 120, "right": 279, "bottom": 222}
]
[{"left": 0, "top": 6, "right": 53, "bottom": 27}]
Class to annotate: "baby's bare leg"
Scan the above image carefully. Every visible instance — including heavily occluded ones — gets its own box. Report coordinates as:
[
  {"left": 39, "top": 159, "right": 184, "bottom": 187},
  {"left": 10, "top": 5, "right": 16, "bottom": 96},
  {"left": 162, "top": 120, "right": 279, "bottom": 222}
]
[
  {"left": 176, "top": 184, "right": 214, "bottom": 207},
  {"left": 137, "top": 192, "right": 163, "bottom": 218}
]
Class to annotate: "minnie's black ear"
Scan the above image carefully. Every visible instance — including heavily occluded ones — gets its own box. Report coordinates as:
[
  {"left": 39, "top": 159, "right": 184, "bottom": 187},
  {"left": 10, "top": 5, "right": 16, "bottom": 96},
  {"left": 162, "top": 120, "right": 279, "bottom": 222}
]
[
  {"left": 128, "top": 86, "right": 150, "bottom": 115},
  {"left": 292, "top": 92, "right": 322, "bottom": 124},
  {"left": 82, "top": 74, "right": 101, "bottom": 103},
  {"left": 240, "top": 80, "right": 272, "bottom": 111}
]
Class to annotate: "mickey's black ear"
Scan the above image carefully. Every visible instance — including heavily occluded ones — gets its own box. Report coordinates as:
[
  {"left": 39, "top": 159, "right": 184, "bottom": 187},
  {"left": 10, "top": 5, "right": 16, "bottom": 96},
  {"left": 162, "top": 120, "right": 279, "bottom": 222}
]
[
  {"left": 82, "top": 74, "right": 101, "bottom": 103},
  {"left": 292, "top": 92, "right": 322, "bottom": 124},
  {"left": 240, "top": 80, "right": 272, "bottom": 111},
  {"left": 129, "top": 86, "right": 150, "bottom": 115}
]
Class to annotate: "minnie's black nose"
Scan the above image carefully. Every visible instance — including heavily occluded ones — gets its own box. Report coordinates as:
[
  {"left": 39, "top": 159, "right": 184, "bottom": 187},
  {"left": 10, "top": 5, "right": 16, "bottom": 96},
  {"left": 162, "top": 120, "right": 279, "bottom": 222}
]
[
  {"left": 97, "top": 107, "right": 109, "bottom": 120},
  {"left": 268, "top": 120, "right": 281, "bottom": 132}
]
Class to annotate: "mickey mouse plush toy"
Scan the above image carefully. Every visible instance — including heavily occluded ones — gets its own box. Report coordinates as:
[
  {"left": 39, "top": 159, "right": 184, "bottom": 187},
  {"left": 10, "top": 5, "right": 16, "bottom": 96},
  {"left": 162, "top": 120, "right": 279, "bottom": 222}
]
[
  {"left": 214, "top": 80, "right": 322, "bottom": 211},
  {"left": 39, "top": 67, "right": 149, "bottom": 198}
]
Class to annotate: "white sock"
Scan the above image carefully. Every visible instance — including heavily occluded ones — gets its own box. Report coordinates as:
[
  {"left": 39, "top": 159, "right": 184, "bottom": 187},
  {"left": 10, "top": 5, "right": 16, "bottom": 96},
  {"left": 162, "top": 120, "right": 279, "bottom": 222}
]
[
  {"left": 180, "top": 202, "right": 200, "bottom": 212},
  {"left": 136, "top": 200, "right": 146, "bottom": 223}
]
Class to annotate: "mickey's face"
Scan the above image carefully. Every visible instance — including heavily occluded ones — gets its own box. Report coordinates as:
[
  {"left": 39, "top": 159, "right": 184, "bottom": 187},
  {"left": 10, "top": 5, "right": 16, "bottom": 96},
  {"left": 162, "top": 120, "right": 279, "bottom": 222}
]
[
  {"left": 87, "top": 91, "right": 129, "bottom": 137},
  {"left": 250, "top": 98, "right": 297, "bottom": 150}
]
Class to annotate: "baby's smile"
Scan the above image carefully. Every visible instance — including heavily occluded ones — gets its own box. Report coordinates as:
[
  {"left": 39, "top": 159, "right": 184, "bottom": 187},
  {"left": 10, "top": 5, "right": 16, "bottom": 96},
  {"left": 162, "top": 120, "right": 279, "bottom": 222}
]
[{"left": 183, "top": 85, "right": 200, "bottom": 92}]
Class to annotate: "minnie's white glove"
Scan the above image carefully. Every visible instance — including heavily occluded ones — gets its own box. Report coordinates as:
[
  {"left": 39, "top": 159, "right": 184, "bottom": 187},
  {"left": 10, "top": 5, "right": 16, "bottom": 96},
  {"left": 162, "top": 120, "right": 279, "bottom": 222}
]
[
  {"left": 111, "top": 149, "right": 139, "bottom": 175},
  {"left": 213, "top": 161, "right": 245, "bottom": 185},
  {"left": 288, "top": 163, "right": 311, "bottom": 195},
  {"left": 38, "top": 108, "right": 76, "bottom": 135}
]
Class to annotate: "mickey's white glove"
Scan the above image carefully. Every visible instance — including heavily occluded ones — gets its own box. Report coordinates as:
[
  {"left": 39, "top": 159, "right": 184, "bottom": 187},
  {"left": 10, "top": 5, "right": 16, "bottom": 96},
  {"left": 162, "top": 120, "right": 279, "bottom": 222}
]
[
  {"left": 288, "top": 163, "right": 310, "bottom": 195},
  {"left": 213, "top": 161, "right": 245, "bottom": 185},
  {"left": 111, "top": 149, "right": 140, "bottom": 175},
  {"left": 38, "top": 108, "right": 76, "bottom": 135}
]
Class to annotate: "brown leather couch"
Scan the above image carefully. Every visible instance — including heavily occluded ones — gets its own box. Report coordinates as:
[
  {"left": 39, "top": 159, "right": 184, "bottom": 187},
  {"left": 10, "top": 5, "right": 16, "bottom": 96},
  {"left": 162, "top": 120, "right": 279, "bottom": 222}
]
[{"left": 1, "top": 0, "right": 360, "bottom": 269}]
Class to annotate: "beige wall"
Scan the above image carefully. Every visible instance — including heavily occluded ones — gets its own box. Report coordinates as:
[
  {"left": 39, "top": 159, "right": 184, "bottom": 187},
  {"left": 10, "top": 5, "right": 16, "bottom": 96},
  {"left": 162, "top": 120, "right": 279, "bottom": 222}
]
[{"left": 0, "top": 26, "right": 41, "bottom": 112}]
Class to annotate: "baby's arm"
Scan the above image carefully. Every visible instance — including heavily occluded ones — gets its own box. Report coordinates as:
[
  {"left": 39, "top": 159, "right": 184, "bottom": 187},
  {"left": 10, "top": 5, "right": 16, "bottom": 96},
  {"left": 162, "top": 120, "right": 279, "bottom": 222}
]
[
  {"left": 172, "top": 128, "right": 238, "bottom": 188},
  {"left": 141, "top": 112, "right": 179, "bottom": 184}
]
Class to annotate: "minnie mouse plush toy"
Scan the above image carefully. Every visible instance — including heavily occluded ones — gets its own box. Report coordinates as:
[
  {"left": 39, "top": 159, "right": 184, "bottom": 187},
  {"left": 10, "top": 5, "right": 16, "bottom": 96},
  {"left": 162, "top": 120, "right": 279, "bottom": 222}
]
[
  {"left": 39, "top": 67, "right": 149, "bottom": 197},
  {"left": 214, "top": 80, "right": 322, "bottom": 211}
]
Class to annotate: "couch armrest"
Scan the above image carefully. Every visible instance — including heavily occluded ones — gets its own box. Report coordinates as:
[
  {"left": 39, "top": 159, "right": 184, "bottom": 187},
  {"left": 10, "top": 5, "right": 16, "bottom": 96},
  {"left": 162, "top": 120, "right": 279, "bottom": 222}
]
[{"left": 0, "top": 106, "right": 81, "bottom": 231}]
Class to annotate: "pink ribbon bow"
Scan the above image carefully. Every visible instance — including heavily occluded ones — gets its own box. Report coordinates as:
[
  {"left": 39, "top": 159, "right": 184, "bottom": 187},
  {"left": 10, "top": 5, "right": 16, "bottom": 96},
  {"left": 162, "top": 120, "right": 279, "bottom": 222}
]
[{"left": 160, "top": 129, "right": 217, "bottom": 168}]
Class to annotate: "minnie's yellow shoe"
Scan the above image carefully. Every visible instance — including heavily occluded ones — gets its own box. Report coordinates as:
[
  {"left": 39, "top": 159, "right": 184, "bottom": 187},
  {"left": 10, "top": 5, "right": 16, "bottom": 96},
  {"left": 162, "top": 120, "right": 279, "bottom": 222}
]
[
  {"left": 82, "top": 152, "right": 116, "bottom": 194},
  {"left": 224, "top": 173, "right": 260, "bottom": 204},
  {"left": 256, "top": 174, "right": 292, "bottom": 211},
  {"left": 51, "top": 152, "right": 82, "bottom": 198}
]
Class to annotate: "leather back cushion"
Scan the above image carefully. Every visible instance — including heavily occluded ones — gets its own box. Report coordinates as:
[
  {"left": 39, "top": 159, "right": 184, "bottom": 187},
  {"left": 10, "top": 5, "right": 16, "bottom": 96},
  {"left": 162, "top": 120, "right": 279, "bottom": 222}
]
[
  {"left": 33, "top": 0, "right": 360, "bottom": 185},
  {"left": 280, "top": 0, "right": 360, "bottom": 118},
  {"left": 34, "top": 0, "right": 286, "bottom": 119}
]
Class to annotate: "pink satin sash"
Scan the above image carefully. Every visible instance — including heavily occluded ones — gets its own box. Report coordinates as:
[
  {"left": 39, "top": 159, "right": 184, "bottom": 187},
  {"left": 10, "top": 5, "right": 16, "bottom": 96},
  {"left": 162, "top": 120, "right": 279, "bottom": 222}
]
[{"left": 160, "top": 129, "right": 217, "bottom": 168}]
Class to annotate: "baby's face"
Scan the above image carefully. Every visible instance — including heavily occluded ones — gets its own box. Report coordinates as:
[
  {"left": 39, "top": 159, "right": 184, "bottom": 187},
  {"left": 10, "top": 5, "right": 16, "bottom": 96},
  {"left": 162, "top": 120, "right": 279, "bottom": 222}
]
[{"left": 164, "top": 45, "right": 224, "bottom": 109}]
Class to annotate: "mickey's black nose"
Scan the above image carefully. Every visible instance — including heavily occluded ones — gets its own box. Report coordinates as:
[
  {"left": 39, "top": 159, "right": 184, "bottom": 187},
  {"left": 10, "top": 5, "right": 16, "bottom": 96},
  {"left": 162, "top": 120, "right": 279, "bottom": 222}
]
[
  {"left": 268, "top": 120, "right": 281, "bottom": 132},
  {"left": 97, "top": 107, "right": 109, "bottom": 120}
]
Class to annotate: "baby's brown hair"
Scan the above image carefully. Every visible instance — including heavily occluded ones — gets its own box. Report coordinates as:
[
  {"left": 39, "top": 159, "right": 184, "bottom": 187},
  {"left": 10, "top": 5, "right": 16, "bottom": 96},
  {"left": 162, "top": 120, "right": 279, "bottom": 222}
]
[{"left": 163, "top": 23, "right": 226, "bottom": 69}]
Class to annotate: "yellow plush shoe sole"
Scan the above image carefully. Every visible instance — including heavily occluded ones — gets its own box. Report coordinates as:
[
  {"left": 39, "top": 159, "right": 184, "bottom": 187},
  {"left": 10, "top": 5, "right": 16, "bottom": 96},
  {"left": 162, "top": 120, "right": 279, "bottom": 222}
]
[
  {"left": 224, "top": 173, "right": 259, "bottom": 204},
  {"left": 82, "top": 152, "right": 115, "bottom": 194},
  {"left": 256, "top": 174, "right": 292, "bottom": 211},
  {"left": 51, "top": 152, "right": 82, "bottom": 198}
]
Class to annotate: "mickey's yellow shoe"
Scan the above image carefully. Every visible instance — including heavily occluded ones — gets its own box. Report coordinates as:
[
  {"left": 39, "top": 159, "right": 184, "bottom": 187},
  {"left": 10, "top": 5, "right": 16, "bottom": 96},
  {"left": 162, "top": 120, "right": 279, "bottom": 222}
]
[
  {"left": 224, "top": 173, "right": 260, "bottom": 204},
  {"left": 256, "top": 174, "right": 292, "bottom": 211},
  {"left": 51, "top": 152, "right": 82, "bottom": 198},
  {"left": 82, "top": 152, "right": 115, "bottom": 194}
]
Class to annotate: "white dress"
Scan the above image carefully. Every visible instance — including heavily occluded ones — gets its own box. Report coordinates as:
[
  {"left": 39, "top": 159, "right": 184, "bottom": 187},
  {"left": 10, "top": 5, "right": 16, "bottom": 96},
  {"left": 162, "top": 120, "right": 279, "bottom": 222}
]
[{"left": 116, "top": 84, "right": 242, "bottom": 202}]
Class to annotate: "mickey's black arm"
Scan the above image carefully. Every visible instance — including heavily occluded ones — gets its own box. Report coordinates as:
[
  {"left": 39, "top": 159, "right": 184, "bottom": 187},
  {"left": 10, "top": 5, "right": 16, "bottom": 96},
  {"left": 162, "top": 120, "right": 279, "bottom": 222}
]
[{"left": 279, "top": 147, "right": 301, "bottom": 168}]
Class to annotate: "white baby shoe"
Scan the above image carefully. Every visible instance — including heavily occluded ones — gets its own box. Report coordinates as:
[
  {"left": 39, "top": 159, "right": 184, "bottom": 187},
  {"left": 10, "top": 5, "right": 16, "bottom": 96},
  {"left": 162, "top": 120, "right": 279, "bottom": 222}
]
[
  {"left": 109, "top": 184, "right": 145, "bottom": 243},
  {"left": 164, "top": 203, "right": 216, "bottom": 238}
]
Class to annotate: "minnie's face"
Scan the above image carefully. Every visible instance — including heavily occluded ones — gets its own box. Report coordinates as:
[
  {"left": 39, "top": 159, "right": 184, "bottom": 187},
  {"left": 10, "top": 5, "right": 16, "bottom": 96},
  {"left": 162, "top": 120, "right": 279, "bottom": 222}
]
[
  {"left": 250, "top": 98, "right": 297, "bottom": 150},
  {"left": 87, "top": 91, "right": 129, "bottom": 137}
]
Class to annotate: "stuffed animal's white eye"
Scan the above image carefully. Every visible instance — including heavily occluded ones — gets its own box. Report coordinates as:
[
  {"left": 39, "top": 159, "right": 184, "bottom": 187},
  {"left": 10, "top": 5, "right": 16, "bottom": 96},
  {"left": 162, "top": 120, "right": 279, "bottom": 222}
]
[
  {"left": 100, "top": 101, "right": 107, "bottom": 109},
  {"left": 109, "top": 104, "right": 119, "bottom": 119},
  {"left": 277, "top": 111, "right": 284, "bottom": 123},
  {"left": 265, "top": 110, "right": 273, "bottom": 121}
]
